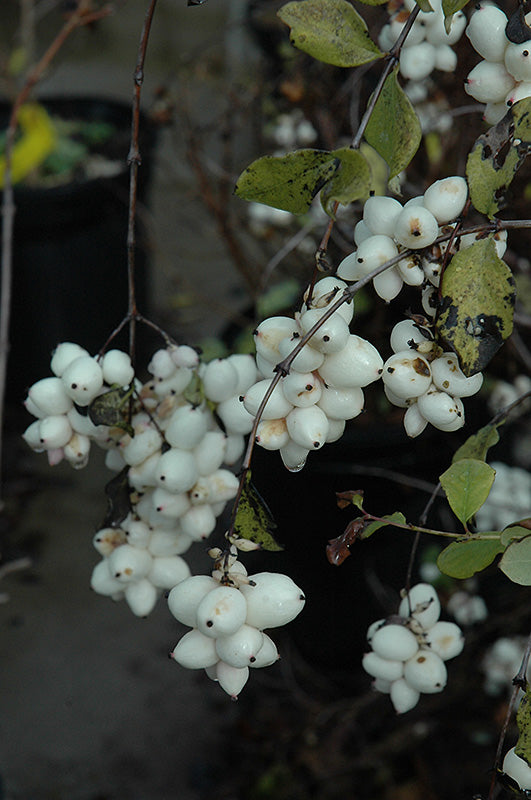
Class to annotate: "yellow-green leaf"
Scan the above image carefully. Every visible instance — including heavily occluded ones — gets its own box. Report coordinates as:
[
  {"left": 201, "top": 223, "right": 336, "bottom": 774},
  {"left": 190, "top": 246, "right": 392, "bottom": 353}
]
[
  {"left": 515, "top": 687, "right": 531, "bottom": 767},
  {"left": 364, "top": 67, "right": 422, "bottom": 179},
  {"left": 320, "top": 147, "right": 371, "bottom": 216},
  {"left": 437, "top": 536, "right": 504, "bottom": 578},
  {"left": 278, "top": 0, "right": 383, "bottom": 67},
  {"left": 436, "top": 238, "right": 516, "bottom": 376},
  {"left": 452, "top": 421, "right": 503, "bottom": 463},
  {"left": 233, "top": 472, "right": 283, "bottom": 551},
  {"left": 440, "top": 458, "right": 495, "bottom": 526},
  {"left": 234, "top": 149, "right": 340, "bottom": 214},
  {"left": 0, "top": 103, "right": 57, "bottom": 188},
  {"left": 360, "top": 511, "right": 406, "bottom": 539},
  {"left": 466, "top": 97, "right": 531, "bottom": 218},
  {"left": 499, "top": 537, "right": 531, "bottom": 585}
]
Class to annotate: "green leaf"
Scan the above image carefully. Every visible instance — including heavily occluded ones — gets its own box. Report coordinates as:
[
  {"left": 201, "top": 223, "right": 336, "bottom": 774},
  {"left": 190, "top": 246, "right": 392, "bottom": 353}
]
[
  {"left": 437, "top": 536, "right": 504, "bottom": 578},
  {"left": 277, "top": 0, "right": 383, "bottom": 66},
  {"left": 500, "top": 525, "right": 531, "bottom": 548},
  {"left": 515, "top": 687, "right": 531, "bottom": 767},
  {"left": 183, "top": 372, "right": 204, "bottom": 407},
  {"left": 499, "top": 537, "right": 531, "bottom": 585},
  {"left": 360, "top": 511, "right": 406, "bottom": 539},
  {"left": 452, "top": 421, "right": 502, "bottom": 463},
  {"left": 466, "top": 97, "right": 531, "bottom": 218},
  {"left": 440, "top": 458, "right": 495, "bottom": 525},
  {"left": 442, "top": 0, "right": 469, "bottom": 32},
  {"left": 436, "top": 238, "right": 516, "bottom": 376},
  {"left": 233, "top": 472, "right": 284, "bottom": 551},
  {"left": 88, "top": 386, "right": 134, "bottom": 435},
  {"left": 356, "top": 0, "right": 388, "bottom": 6},
  {"left": 234, "top": 149, "right": 340, "bottom": 214},
  {"left": 320, "top": 147, "right": 371, "bottom": 216},
  {"left": 364, "top": 67, "right": 422, "bottom": 179}
]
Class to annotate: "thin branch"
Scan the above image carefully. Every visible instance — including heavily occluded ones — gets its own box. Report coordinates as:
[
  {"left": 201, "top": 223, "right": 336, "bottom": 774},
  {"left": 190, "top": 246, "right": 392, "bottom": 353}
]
[{"left": 127, "top": 0, "right": 159, "bottom": 365}]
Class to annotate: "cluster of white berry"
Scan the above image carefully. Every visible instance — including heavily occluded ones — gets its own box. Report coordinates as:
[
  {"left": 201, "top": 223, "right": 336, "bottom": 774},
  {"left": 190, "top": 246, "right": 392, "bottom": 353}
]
[
  {"left": 475, "top": 461, "right": 531, "bottom": 532},
  {"left": 168, "top": 553, "right": 305, "bottom": 699},
  {"left": 22, "top": 342, "right": 265, "bottom": 616},
  {"left": 379, "top": 0, "right": 466, "bottom": 82},
  {"left": 465, "top": 3, "right": 531, "bottom": 124},
  {"left": 336, "top": 177, "right": 472, "bottom": 304},
  {"left": 363, "top": 583, "right": 464, "bottom": 713},
  {"left": 382, "top": 319, "right": 484, "bottom": 435},
  {"left": 247, "top": 276, "right": 383, "bottom": 470}
]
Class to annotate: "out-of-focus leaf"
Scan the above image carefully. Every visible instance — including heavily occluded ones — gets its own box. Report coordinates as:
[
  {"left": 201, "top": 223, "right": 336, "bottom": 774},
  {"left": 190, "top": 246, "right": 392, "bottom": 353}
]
[{"left": 278, "top": 0, "right": 383, "bottom": 66}]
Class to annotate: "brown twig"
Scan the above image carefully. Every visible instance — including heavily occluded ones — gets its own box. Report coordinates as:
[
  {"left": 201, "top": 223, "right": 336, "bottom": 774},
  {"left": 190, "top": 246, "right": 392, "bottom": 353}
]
[{"left": 126, "top": 0, "right": 159, "bottom": 366}]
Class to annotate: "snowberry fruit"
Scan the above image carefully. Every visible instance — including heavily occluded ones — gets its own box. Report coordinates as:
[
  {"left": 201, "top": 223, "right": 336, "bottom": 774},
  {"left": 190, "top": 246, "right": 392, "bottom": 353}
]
[
  {"left": 240, "top": 573, "right": 305, "bottom": 629},
  {"left": 101, "top": 349, "right": 134, "bottom": 386},
  {"left": 466, "top": 5, "right": 509, "bottom": 63},
  {"left": 399, "top": 42, "right": 437, "bottom": 81},
  {"left": 62, "top": 356, "right": 104, "bottom": 406},
  {"left": 286, "top": 405, "right": 329, "bottom": 450},
  {"left": 430, "top": 354, "right": 483, "bottom": 397},
  {"left": 318, "top": 335, "right": 383, "bottom": 389},
  {"left": 399, "top": 583, "right": 441, "bottom": 629},
  {"left": 505, "top": 41, "right": 531, "bottom": 83},
  {"left": 362, "top": 652, "right": 404, "bottom": 682},
  {"left": 390, "top": 677, "right": 420, "bottom": 714},
  {"left": 371, "top": 624, "right": 419, "bottom": 661},
  {"left": 465, "top": 61, "right": 515, "bottom": 104},
  {"left": 424, "top": 621, "right": 464, "bottom": 660},
  {"left": 202, "top": 358, "right": 239, "bottom": 403},
  {"left": 167, "top": 575, "right": 219, "bottom": 626},
  {"left": 423, "top": 176, "right": 468, "bottom": 224},
  {"left": 403, "top": 650, "right": 447, "bottom": 693},
  {"left": 393, "top": 206, "right": 439, "bottom": 249},
  {"left": 502, "top": 746, "right": 531, "bottom": 792},
  {"left": 171, "top": 629, "right": 219, "bottom": 669},
  {"left": 215, "top": 624, "right": 264, "bottom": 668},
  {"left": 196, "top": 585, "right": 248, "bottom": 638},
  {"left": 362, "top": 195, "right": 403, "bottom": 236},
  {"left": 382, "top": 352, "right": 432, "bottom": 399},
  {"left": 124, "top": 578, "right": 158, "bottom": 617},
  {"left": 403, "top": 403, "right": 428, "bottom": 438},
  {"left": 50, "top": 342, "right": 90, "bottom": 377}
]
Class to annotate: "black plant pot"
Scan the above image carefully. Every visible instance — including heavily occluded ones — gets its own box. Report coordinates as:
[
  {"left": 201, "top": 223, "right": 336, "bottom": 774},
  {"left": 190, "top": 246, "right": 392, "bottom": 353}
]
[{"left": 1, "top": 96, "right": 157, "bottom": 404}]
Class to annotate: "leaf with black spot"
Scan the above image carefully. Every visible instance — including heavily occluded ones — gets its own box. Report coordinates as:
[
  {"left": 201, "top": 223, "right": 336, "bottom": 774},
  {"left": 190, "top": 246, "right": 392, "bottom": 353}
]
[
  {"left": 88, "top": 386, "right": 134, "bottom": 434},
  {"left": 466, "top": 97, "right": 531, "bottom": 217},
  {"left": 436, "top": 238, "right": 515, "bottom": 376},
  {"left": 234, "top": 149, "right": 340, "bottom": 214},
  {"left": 233, "top": 472, "right": 283, "bottom": 551},
  {"left": 101, "top": 466, "right": 131, "bottom": 528}
]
